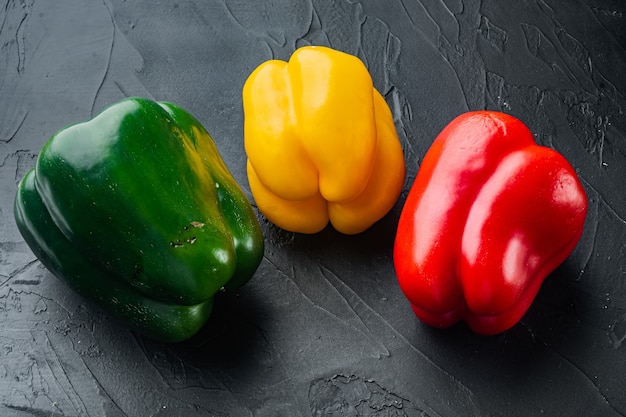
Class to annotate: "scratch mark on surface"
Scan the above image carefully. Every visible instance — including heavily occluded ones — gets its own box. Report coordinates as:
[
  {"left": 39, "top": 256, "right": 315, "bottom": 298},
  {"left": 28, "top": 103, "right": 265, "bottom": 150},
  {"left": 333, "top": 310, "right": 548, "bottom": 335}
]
[
  {"left": 478, "top": 15, "right": 507, "bottom": 53},
  {"left": 13, "top": 0, "right": 33, "bottom": 74},
  {"left": 520, "top": 22, "right": 576, "bottom": 85},
  {"left": 317, "top": 265, "right": 390, "bottom": 358},
  {"left": 422, "top": 0, "right": 460, "bottom": 48},
  {"left": 398, "top": 0, "right": 417, "bottom": 31},
  {"left": 0, "top": 259, "right": 38, "bottom": 288},
  {"left": 264, "top": 251, "right": 474, "bottom": 397},
  {"left": 313, "top": 265, "right": 476, "bottom": 406},
  {"left": 3, "top": 404, "right": 60, "bottom": 417},
  {"left": 590, "top": 6, "right": 626, "bottom": 52},
  {"left": 584, "top": 179, "right": 626, "bottom": 227},
  {"left": 1, "top": 110, "right": 27, "bottom": 145},
  {"left": 219, "top": 0, "right": 243, "bottom": 31},
  {"left": 436, "top": 1, "right": 484, "bottom": 111},
  {"left": 541, "top": 339, "right": 623, "bottom": 415},
  {"left": 92, "top": 0, "right": 117, "bottom": 116},
  {"left": 42, "top": 333, "right": 92, "bottom": 416},
  {"left": 556, "top": 27, "right": 593, "bottom": 78},
  {"left": 76, "top": 356, "right": 131, "bottom": 417}
]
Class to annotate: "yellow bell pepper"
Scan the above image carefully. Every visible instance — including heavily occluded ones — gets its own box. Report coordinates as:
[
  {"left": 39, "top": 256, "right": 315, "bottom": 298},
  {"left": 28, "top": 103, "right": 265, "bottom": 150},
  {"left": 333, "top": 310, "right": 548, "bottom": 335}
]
[{"left": 243, "top": 46, "right": 406, "bottom": 234}]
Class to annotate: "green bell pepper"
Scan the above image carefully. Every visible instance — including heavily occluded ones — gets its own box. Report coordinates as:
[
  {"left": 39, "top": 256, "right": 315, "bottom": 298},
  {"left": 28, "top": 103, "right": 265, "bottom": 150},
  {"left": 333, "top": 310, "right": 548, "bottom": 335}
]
[{"left": 14, "top": 97, "right": 264, "bottom": 342}]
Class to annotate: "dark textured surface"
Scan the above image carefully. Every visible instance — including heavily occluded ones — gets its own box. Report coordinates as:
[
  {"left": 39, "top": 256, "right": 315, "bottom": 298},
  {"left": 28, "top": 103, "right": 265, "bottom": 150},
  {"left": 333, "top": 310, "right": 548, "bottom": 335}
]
[{"left": 1, "top": 1, "right": 625, "bottom": 416}]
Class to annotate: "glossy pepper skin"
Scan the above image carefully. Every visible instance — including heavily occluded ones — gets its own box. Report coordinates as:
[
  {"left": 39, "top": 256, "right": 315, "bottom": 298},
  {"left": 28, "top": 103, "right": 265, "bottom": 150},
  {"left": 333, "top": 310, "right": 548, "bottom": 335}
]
[
  {"left": 243, "top": 46, "right": 405, "bottom": 234},
  {"left": 394, "top": 111, "right": 588, "bottom": 335},
  {"left": 14, "top": 97, "right": 264, "bottom": 343}
]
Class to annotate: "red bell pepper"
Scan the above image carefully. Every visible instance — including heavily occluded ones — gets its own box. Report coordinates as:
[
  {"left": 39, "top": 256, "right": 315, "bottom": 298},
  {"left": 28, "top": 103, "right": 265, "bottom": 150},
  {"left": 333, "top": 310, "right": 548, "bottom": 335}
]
[{"left": 393, "top": 111, "right": 588, "bottom": 335}]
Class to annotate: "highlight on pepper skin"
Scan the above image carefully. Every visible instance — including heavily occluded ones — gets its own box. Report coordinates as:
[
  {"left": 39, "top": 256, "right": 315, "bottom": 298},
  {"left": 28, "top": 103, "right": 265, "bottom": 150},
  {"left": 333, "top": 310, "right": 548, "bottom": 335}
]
[
  {"left": 393, "top": 110, "right": 588, "bottom": 335},
  {"left": 243, "top": 45, "right": 406, "bottom": 235}
]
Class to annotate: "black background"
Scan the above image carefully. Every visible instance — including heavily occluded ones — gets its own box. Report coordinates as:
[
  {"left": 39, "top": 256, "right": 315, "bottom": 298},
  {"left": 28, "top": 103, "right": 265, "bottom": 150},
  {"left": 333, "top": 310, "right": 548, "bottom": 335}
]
[{"left": 1, "top": 1, "right": 625, "bottom": 416}]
